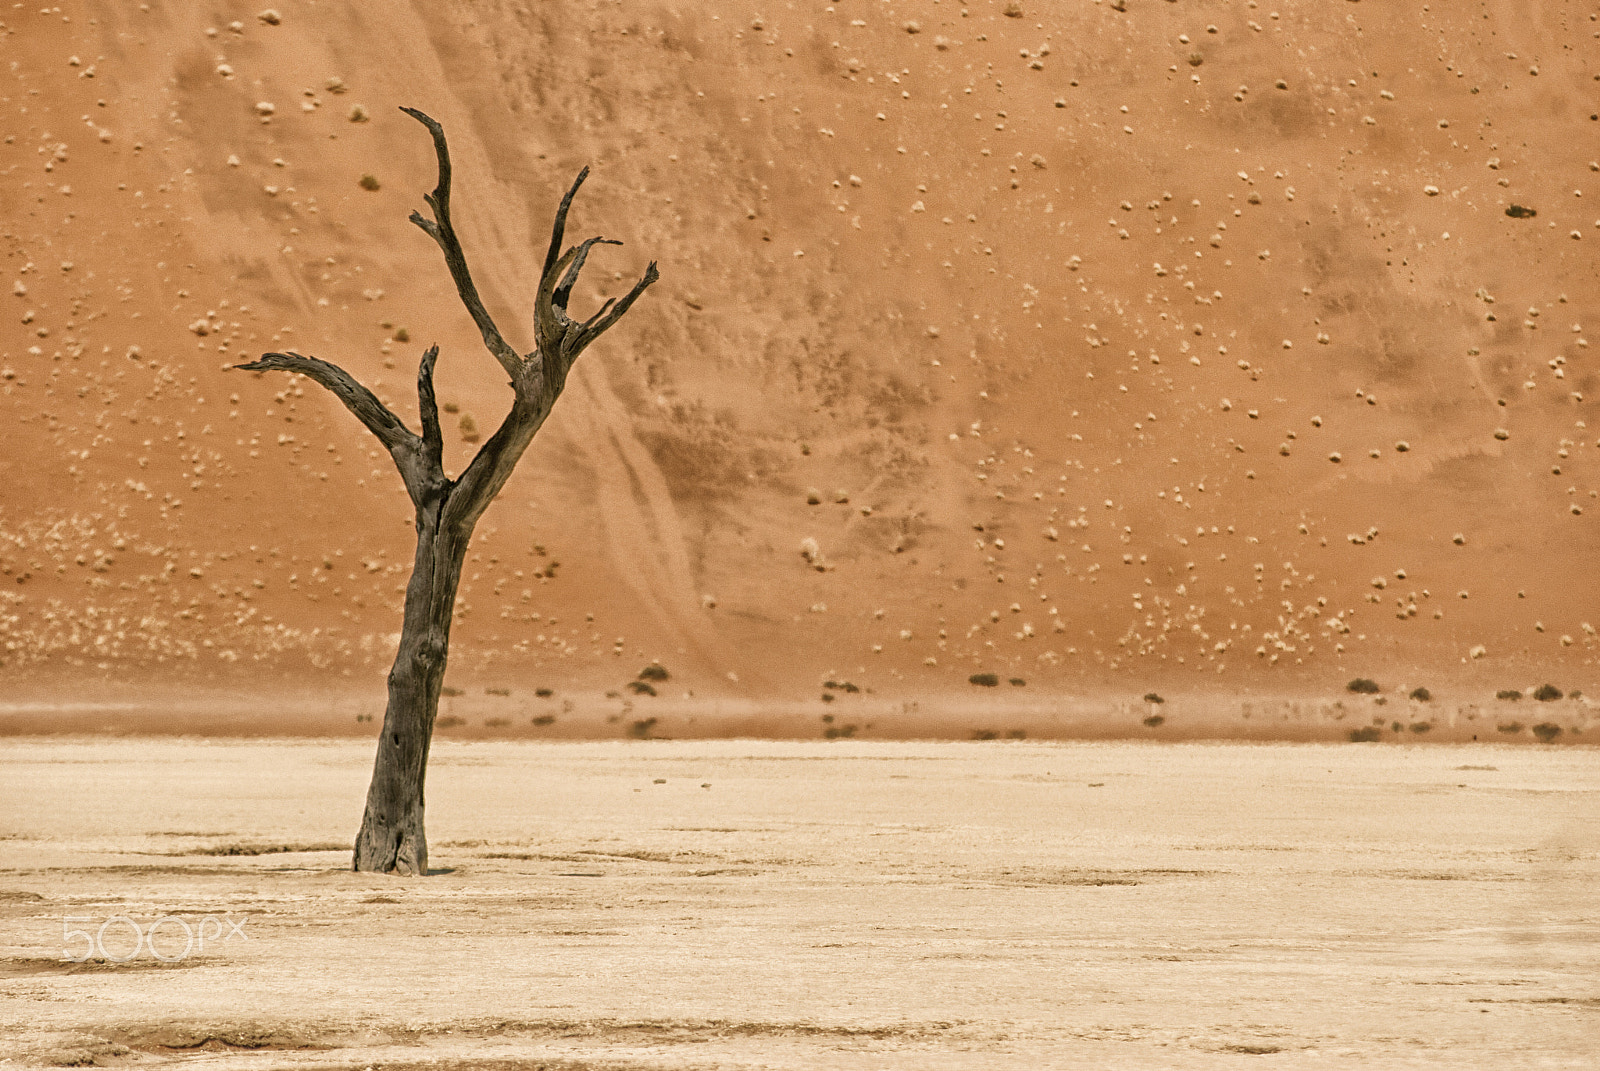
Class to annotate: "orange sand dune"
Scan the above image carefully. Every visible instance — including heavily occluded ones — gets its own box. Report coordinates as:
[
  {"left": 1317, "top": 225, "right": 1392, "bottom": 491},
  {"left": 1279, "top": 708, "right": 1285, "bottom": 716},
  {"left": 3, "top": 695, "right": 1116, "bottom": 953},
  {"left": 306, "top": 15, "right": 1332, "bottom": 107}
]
[{"left": 1, "top": 1, "right": 1597, "bottom": 735}]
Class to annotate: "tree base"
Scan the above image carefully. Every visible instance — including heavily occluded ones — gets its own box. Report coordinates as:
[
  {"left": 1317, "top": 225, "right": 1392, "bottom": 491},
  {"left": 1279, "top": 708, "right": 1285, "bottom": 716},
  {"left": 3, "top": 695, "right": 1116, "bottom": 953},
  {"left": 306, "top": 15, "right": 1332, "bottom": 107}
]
[{"left": 353, "top": 817, "right": 428, "bottom": 875}]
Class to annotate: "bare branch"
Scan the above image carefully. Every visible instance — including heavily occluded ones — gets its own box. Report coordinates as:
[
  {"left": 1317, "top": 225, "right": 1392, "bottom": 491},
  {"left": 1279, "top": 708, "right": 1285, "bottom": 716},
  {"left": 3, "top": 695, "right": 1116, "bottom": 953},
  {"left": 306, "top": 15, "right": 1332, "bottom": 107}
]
[
  {"left": 235, "top": 352, "right": 417, "bottom": 456},
  {"left": 553, "top": 235, "right": 621, "bottom": 311},
  {"left": 443, "top": 400, "right": 548, "bottom": 533},
  {"left": 573, "top": 262, "right": 660, "bottom": 353},
  {"left": 416, "top": 344, "right": 443, "bottom": 469},
  {"left": 534, "top": 243, "right": 580, "bottom": 368},
  {"left": 578, "top": 297, "right": 618, "bottom": 334},
  {"left": 532, "top": 172, "right": 661, "bottom": 376},
  {"left": 399, "top": 106, "right": 522, "bottom": 378},
  {"left": 541, "top": 167, "right": 590, "bottom": 283}
]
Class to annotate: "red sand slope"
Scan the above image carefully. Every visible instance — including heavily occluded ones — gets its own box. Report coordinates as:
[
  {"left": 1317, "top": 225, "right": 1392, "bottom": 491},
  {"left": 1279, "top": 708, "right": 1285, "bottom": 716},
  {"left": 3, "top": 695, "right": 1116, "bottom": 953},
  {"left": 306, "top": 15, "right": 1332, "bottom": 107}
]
[{"left": 2, "top": 1, "right": 1597, "bottom": 727}]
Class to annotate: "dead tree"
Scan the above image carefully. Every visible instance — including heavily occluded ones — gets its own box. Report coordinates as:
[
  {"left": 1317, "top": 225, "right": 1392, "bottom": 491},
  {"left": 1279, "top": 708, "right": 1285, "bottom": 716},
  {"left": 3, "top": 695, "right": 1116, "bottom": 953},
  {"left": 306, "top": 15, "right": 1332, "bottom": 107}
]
[{"left": 236, "top": 108, "right": 657, "bottom": 874}]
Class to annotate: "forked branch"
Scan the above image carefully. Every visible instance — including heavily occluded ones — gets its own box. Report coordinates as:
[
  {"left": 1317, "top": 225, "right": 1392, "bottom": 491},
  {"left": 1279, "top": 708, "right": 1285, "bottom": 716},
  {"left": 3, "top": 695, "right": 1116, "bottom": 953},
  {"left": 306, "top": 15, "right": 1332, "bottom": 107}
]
[
  {"left": 573, "top": 263, "right": 659, "bottom": 350},
  {"left": 553, "top": 234, "right": 620, "bottom": 311},
  {"left": 238, "top": 111, "right": 657, "bottom": 535},
  {"left": 402, "top": 107, "right": 659, "bottom": 389},
  {"left": 235, "top": 350, "right": 445, "bottom": 506},
  {"left": 534, "top": 198, "right": 659, "bottom": 378}
]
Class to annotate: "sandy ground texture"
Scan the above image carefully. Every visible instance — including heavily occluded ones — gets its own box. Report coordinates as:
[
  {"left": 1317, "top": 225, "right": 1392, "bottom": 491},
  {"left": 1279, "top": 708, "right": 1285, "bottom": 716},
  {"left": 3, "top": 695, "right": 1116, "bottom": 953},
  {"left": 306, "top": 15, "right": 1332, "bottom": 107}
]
[
  {"left": 0, "top": 737, "right": 1596, "bottom": 1069},
  {"left": 2, "top": 1, "right": 1599, "bottom": 719}
]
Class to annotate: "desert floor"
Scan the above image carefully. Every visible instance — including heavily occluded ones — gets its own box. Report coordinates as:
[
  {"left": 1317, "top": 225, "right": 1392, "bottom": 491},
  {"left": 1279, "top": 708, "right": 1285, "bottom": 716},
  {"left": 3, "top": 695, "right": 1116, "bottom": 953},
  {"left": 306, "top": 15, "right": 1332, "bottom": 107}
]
[{"left": 0, "top": 737, "right": 1595, "bottom": 1069}]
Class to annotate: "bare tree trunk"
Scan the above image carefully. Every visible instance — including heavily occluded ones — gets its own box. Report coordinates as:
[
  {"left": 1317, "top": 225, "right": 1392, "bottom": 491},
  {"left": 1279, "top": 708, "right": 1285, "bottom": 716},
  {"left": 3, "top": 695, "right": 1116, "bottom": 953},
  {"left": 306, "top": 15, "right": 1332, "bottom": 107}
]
[
  {"left": 353, "top": 506, "right": 465, "bottom": 874},
  {"left": 236, "top": 108, "right": 657, "bottom": 874}
]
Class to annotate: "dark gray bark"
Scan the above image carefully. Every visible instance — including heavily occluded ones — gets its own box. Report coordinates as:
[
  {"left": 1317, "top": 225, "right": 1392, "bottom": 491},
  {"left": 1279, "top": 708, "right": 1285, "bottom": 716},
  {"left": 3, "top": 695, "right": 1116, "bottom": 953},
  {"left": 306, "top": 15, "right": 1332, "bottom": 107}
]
[{"left": 235, "top": 107, "right": 658, "bottom": 874}]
